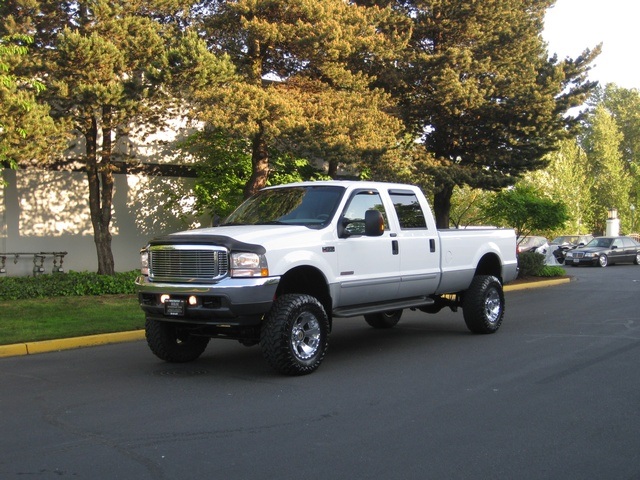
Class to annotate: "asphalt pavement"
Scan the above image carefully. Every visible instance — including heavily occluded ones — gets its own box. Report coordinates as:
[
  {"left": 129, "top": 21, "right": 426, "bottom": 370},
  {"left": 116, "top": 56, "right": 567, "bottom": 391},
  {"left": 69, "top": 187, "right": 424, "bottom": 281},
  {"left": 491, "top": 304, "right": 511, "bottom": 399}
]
[
  {"left": 0, "top": 276, "right": 569, "bottom": 358},
  {"left": 1, "top": 266, "right": 638, "bottom": 479}
]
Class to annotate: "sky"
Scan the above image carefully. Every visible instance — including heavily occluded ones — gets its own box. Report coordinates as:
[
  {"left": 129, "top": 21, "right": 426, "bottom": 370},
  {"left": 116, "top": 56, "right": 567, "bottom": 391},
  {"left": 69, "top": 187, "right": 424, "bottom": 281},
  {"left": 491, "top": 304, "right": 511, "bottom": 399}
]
[{"left": 543, "top": 0, "right": 640, "bottom": 90}]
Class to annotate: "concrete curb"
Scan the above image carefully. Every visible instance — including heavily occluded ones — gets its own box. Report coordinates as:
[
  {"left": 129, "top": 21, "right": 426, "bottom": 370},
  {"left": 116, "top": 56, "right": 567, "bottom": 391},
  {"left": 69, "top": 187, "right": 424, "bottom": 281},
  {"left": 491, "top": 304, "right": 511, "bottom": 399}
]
[{"left": 0, "top": 277, "right": 571, "bottom": 359}]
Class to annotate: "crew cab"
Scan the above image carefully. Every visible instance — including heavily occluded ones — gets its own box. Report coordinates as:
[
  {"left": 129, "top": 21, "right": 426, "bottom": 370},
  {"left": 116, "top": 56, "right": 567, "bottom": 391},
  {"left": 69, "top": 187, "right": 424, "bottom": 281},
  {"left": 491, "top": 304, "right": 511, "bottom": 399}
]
[{"left": 136, "top": 181, "right": 518, "bottom": 375}]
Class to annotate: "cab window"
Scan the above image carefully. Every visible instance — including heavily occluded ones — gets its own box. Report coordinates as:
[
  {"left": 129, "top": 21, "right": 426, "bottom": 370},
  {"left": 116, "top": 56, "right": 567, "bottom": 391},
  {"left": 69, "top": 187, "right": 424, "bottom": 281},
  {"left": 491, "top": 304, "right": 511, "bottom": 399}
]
[
  {"left": 341, "top": 191, "right": 388, "bottom": 236},
  {"left": 389, "top": 191, "right": 427, "bottom": 229}
]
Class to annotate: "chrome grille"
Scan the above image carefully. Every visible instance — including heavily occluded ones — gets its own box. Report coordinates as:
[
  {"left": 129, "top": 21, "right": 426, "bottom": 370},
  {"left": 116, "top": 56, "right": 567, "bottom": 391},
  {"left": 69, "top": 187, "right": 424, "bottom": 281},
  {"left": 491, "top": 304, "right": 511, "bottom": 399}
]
[
  {"left": 149, "top": 245, "right": 229, "bottom": 282},
  {"left": 574, "top": 252, "right": 584, "bottom": 259}
]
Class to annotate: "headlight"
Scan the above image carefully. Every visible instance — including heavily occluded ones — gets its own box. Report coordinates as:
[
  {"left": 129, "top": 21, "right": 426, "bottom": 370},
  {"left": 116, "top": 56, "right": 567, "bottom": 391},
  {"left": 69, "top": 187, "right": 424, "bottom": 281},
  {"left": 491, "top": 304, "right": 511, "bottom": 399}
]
[
  {"left": 565, "top": 252, "right": 573, "bottom": 258},
  {"left": 230, "top": 252, "right": 269, "bottom": 277},
  {"left": 140, "top": 248, "right": 149, "bottom": 276}
]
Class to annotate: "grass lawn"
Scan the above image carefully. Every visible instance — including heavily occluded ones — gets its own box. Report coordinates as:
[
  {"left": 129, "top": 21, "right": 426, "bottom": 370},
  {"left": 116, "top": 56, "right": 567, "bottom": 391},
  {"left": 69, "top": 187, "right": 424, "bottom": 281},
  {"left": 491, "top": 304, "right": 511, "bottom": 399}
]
[{"left": 0, "top": 295, "right": 144, "bottom": 345}]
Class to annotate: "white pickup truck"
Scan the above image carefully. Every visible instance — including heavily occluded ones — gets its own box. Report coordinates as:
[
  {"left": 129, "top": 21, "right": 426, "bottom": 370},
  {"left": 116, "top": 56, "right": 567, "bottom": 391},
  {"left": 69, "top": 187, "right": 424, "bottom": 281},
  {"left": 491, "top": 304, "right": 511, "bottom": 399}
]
[{"left": 136, "top": 181, "right": 518, "bottom": 375}]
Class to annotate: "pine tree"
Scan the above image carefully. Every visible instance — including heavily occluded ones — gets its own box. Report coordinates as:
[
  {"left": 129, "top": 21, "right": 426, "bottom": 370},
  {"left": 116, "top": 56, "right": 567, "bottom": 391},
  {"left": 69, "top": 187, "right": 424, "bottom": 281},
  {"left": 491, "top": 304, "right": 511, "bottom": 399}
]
[
  {"left": 1, "top": 0, "right": 233, "bottom": 274},
  {"left": 366, "top": 0, "right": 599, "bottom": 227},
  {"left": 0, "top": 29, "right": 67, "bottom": 172},
  {"left": 194, "top": 0, "right": 409, "bottom": 196}
]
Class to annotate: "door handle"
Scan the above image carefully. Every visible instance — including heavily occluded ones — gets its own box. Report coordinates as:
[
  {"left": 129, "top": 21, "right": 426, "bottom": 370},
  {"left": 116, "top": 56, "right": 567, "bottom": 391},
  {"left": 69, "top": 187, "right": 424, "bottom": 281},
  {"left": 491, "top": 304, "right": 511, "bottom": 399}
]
[
  {"left": 392, "top": 240, "right": 399, "bottom": 255},
  {"left": 430, "top": 239, "right": 436, "bottom": 252}
]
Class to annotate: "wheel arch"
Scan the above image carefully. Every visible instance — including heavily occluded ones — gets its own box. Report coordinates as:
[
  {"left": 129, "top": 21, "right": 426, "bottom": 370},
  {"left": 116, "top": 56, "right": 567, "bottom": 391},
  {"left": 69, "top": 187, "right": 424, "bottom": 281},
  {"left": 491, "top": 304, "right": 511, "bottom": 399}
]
[
  {"left": 275, "top": 265, "right": 332, "bottom": 323},
  {"left": 474, "top": 252, "right": 504, "bottom": 283}
]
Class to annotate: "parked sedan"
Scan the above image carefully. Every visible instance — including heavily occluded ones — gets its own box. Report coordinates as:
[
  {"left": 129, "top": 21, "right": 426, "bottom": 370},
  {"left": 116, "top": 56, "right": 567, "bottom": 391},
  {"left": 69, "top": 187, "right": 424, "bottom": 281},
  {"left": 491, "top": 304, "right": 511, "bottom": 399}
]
[{"left": 565, "top": 236, "right": 640, "bottom": 267}]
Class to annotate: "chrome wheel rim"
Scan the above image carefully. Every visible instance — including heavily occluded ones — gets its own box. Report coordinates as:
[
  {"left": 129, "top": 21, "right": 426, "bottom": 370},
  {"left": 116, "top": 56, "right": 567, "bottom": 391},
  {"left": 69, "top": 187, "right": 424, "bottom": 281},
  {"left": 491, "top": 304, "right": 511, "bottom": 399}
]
[
  {"left": 290, "top": 312, "right": 321, "bottom": 360},
  {"left": 484, "top": 287, "right": 502, "bottom": 324}
]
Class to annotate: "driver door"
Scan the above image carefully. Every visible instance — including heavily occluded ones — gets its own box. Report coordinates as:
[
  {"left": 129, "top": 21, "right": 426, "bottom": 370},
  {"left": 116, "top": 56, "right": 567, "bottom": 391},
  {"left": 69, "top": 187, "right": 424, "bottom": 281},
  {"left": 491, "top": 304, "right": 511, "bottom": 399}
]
[{"left": 335, "top": 189, "right": 400, "bottom": 306}]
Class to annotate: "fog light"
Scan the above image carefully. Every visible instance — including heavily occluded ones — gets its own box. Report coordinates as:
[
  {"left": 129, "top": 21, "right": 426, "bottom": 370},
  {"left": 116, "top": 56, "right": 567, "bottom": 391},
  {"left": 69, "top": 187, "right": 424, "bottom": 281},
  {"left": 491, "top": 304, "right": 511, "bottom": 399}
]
[
  {"left": 188, "top": 296, "right": 198, "bottom": 306},
  {"left": 160, "top": 294, "right": 170, "bottom": 303}
]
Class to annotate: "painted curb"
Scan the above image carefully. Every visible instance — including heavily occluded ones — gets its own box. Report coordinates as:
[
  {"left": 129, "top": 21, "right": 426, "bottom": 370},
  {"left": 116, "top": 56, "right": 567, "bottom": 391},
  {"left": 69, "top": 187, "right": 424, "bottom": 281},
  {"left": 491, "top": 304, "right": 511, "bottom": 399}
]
[
  {"left": 0, "top": 277, "right": 570, "bottom": 359},
  {"left": 0, "top": 330, "right": 145, "bottom": 358},
  {"left": 504, "top": 277, "right": 571, "bottom": 291}
]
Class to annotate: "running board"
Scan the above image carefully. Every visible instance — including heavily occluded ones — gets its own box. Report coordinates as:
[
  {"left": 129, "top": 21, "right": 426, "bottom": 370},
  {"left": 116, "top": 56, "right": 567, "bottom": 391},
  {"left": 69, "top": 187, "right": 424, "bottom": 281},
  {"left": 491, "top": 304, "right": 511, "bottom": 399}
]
[{"left": 332, "top": 297, "right": 435, "bottom": 318}]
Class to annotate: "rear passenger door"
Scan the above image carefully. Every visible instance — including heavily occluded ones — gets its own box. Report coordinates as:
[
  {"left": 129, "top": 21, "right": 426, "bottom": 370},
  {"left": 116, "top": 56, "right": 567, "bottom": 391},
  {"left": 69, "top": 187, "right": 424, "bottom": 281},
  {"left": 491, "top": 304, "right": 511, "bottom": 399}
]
[
  {"left": 621, "top": 238, "right": 637, "bottom": 262},
  {"left": 610, "top": 238, "right": 625, "bottom": 263},
  {"left": 388, "top": 190, "right": 441, "bottom": 299}
]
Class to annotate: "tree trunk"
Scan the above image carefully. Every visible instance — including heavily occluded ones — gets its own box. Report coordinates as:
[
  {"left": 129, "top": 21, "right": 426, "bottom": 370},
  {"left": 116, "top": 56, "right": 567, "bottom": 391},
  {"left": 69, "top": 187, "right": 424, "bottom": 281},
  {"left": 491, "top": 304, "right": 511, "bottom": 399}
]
[
  {"left": 86, "top": 108, "right": 116, "bottom": 275},
  {"left": 243, "top": 125, "right": 269, "bottom": 198},
  {"left": 328, "top": 159, "right": 338, "bottom": 179},
  {"left": 433, "top": 182, "right": 454, "bottom": 229}
]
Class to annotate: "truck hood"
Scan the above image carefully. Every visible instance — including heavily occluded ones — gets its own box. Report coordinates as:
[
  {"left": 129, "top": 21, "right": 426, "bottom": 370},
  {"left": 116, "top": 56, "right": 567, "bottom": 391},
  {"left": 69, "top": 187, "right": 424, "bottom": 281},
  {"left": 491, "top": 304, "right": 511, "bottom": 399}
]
[{"left": 157, "top": 224, "right": 321, "bottom": 252}]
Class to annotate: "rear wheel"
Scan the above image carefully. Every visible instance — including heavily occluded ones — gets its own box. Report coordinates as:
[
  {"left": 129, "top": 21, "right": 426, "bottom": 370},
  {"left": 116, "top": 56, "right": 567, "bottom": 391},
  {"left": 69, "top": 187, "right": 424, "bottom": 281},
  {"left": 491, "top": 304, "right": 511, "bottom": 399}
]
[
  {"left": 145, "top": 318, "right": 210, "bottom": 362},
  {"left": 634, "top": 252, "right": 640, "bottom": 265},
  {"left": 462, "top": 275, "right": 505, "bottom": 334},
  {"left": 260, "top": 294, "right": 329, "bottom": 375},
  {"left": 598, "top": 254, "right": 608, "bottom": 267},
  {"left": 364, "top": 310, "right": 403, "bottom": 328}
]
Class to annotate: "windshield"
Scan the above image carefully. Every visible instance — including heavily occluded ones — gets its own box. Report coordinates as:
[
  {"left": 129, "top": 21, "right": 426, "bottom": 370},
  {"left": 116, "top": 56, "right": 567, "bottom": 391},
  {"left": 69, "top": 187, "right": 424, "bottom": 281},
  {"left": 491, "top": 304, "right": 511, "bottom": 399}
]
[
  {"left": 586, "top": 238, "right": 612, "bottom": 248},
  {"left": 223, "top": 185, "right": 345, "bottom": 228}
]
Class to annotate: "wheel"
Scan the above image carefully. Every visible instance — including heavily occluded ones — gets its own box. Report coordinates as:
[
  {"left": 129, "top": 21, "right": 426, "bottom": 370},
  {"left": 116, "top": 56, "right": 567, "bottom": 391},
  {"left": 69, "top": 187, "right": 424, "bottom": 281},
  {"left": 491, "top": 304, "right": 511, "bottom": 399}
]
[
  {"left": 364, "top": 310, "right": 402, "bottom": 328},
  {"left": 634, "top": 252, "right": 640, "bottom": 265},
  {"left": 145, "top": 318, "right": 210, "bottom": 363},
  {"left": 260, "top": 294, "right": 329, "bottom": 375},
  {"left": 462, "top": 275, "right": 505, "bottom": 334},
  {"left": 598, "top": 254, "right": 608, "bottom": 267}
]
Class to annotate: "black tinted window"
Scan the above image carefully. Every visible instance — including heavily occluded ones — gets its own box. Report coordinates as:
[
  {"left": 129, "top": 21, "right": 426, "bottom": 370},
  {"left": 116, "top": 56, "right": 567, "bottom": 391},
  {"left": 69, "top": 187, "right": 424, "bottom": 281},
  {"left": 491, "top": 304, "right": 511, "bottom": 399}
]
[{"left": 389, "top": 191, "right": 427, "bottom": 229}]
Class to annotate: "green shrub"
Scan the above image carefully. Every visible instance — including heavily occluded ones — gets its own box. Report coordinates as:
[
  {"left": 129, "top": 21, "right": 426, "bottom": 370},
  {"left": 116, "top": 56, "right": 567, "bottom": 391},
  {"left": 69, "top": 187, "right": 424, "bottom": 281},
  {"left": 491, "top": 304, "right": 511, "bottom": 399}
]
[
  {"left": 517, "top": 251, "right": 546, "bottom": 278},
  {"left": 538, "top": 265, "right": 566, "bottom": 277},
  {"left": 517, "top": 252, "right": 566, "bottom": 278},
  {"left": 0, "top": 271, "right": 139, "bottom": 300}
]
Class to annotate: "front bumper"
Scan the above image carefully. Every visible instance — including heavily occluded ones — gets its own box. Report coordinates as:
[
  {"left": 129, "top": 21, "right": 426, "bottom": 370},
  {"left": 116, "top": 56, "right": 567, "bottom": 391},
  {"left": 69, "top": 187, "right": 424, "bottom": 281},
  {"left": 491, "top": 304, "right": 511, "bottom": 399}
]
[
  {"left": 565, "top": 255, "right": 599, "bottom": 266},
  {"left": 136, "top": 275, "right": 280, "bottom": 326}
]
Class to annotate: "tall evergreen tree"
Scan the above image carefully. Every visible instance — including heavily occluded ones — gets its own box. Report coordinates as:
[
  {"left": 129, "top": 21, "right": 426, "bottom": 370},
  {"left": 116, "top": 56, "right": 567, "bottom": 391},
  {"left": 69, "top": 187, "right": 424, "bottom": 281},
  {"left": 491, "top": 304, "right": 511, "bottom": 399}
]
[
  {"left": 364, "top": 0, "right": 599, "bottom": 227},
  {"left": 0, "top": 27, "right": 67, "bottom": 173},
  {"left": 1, "top": 0, "right": 233, "bottom": 274},
  {"left": 194, "top": 0, "right": 409, "bottom": 197}
]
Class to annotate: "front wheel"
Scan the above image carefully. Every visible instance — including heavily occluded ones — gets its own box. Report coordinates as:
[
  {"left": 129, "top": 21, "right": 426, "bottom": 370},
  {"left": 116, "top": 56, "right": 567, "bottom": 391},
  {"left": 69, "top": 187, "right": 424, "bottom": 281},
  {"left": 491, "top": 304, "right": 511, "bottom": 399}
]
[
  {"left": 260, "top": 294, "right": 330, "bottom": 375},
  {"left": 598, "top": 254, "right": 608, "bottom": 267},
  {"left": 145, "top": 318, "right": 210, "bottom": 362},
  {"left": 364, "top": 310, "right": 403, "bottom": 328},
  {"left": 634, "top": 252, "right": 640, "bottom": 265},
  {"left": 462, "top": 275, "right": 505, "bottom": 334}
]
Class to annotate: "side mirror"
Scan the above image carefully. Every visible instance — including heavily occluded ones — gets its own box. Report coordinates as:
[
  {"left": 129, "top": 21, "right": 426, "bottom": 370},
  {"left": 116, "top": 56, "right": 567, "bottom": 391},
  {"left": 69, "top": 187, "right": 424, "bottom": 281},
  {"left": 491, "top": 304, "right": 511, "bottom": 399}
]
[
  {"left": 365, "top": 209, "right": 384, "bottom": 237},
  {"left": 337, "top": 217, "right": 349, "bottom": 238}
]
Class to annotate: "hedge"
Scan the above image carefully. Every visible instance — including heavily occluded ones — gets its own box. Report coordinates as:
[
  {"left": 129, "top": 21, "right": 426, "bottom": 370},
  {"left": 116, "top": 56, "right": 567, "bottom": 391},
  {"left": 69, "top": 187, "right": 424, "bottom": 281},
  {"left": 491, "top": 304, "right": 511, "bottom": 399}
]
[{"left": 0, "top": 271, "right": 139, "bottom": 300}]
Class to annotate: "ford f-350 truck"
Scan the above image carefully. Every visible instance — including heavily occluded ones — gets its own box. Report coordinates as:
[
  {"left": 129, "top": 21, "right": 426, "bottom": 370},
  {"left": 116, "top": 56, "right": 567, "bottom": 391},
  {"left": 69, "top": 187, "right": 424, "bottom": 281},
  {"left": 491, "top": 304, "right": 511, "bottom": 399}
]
[{"left": 136, "top": 181, "right": 518, "bottom": 375}]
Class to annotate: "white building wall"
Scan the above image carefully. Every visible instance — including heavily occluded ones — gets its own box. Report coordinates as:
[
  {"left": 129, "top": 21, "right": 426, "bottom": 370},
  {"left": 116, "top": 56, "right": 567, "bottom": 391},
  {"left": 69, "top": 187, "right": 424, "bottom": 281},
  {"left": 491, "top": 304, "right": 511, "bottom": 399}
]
[{"left": 1, "top": 168, "right": 207, "bottom": 276}]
